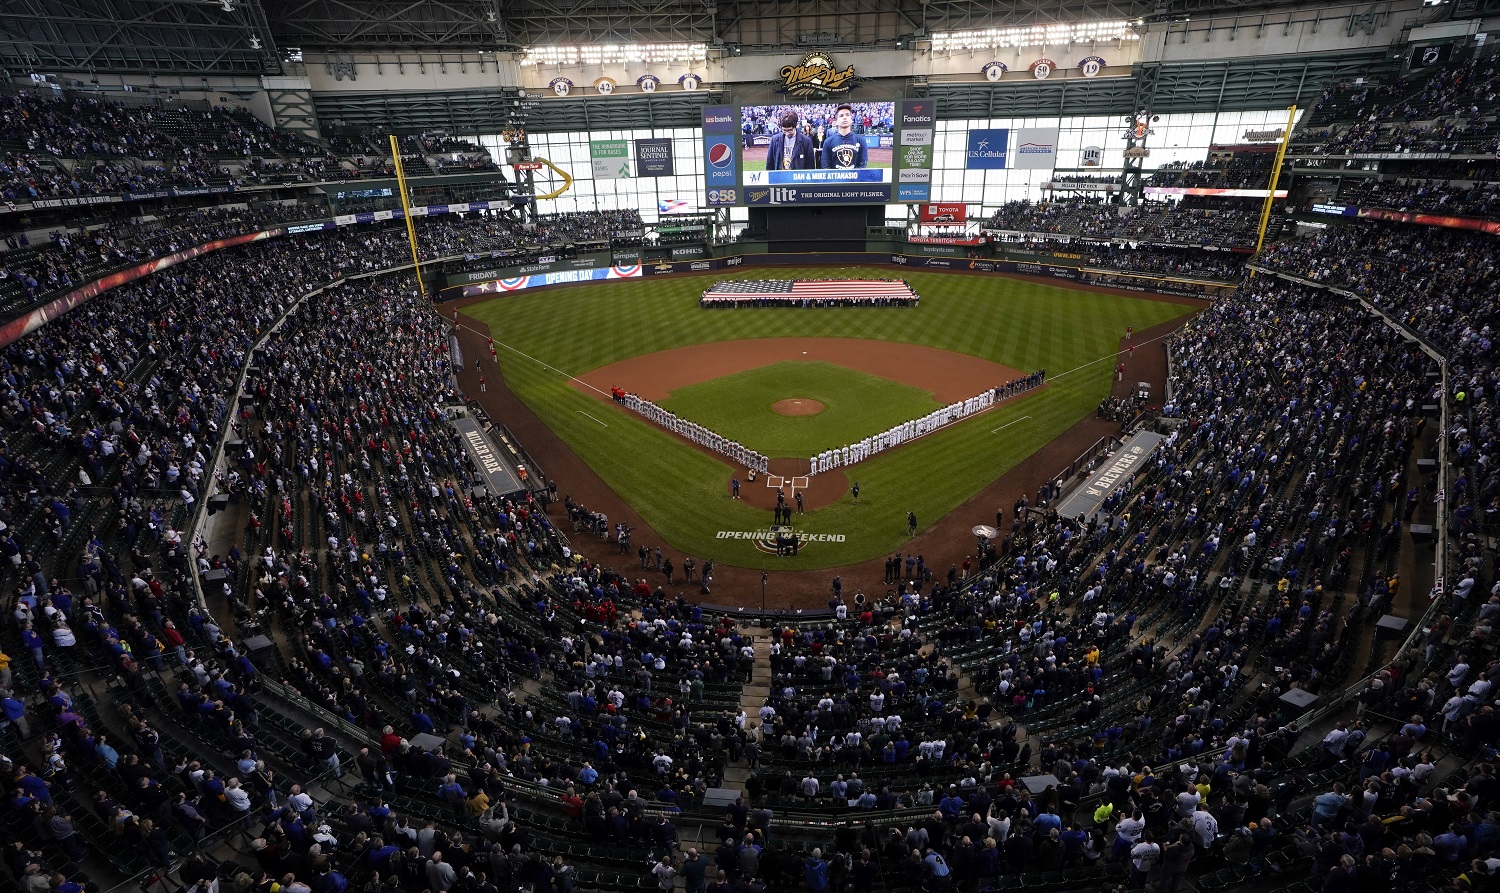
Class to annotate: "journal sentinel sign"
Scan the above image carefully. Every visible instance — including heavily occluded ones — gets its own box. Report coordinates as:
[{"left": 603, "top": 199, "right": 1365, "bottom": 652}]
[{"left": 966, "top": 129, "right": 1009, "bottom": 169}]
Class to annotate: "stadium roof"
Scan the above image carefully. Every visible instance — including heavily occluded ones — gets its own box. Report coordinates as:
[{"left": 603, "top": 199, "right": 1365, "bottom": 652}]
[
  {"left": 0, "top": 0, "right": 1350, "bottom": 75},
  {"left": 262, "top": 0, "right": 1341, "bottom": 51}
]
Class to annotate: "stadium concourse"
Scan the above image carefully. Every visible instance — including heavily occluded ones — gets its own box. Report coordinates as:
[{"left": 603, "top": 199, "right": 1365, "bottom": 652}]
[{"left": 0, "top": 43, "right": 1493, "bottom": 893}]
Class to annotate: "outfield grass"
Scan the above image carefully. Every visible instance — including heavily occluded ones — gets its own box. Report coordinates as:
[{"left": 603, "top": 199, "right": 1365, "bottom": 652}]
[
  {"left": 658, "top": 361, "right": 942, "bottom": 457},
  {"left": 465, "top": 266, "right": 1193, "bottom": 569}
]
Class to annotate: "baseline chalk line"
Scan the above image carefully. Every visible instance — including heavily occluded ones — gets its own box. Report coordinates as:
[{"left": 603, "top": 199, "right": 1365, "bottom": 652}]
[
  {"left": 576, "top": 411, "right": 608, "bottom": 427},
  {"left": 991, "top": 415, "right": 1032, "bottom": 434}
]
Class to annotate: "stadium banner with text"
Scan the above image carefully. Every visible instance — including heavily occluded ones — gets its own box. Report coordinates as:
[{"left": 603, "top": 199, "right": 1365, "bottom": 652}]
[
  {"left": 1012, "top": 127, "right": 1060, "bottom": 170},
  {"left": 634, "top": 138, "right": 674, "bottom": 177},
  {"left": 1355, "top": 206, "right": 1500, "bottom": 234},
  {"left": 590, "top": 139, "right": 632, "bottom": 179},
  {"left": 744, "top": 185, "right": 893, "bottom": 205},
  {"left": 965, "top": 129, "right": 1009, "bottom": 169},
  {"left": 909, "top": 235, "right": 982, "bottom": 246},
  {"left": 0, "top": 229, "right": 278, "bottom": 349},
  {"left": 1054, "top": 430, "right": 1167, "bottom": 520},
  {"left": 448, "top": 415, "right": 526, "bottom": 497},
  {"left": 459, "top": 263, "right": 643, "bottom": 297},
  {"left": 702, "top": 105, "right": 740, "bottom": 206},
  {"left": 24, "top": 184, "right": 236, "bottom": 211},
  {"left": 1145, "top": 187, "right": 1288, "bottom": 198},
  {"left": 646, "top": 258, "right": 722, "bottom": 275},
  {"left": 454, "top": 253, "right": 611, "bottom": 286},
  {"left": 893, "top": 99, "right": 935, "bottom": 201},
  {"left": 918, "top": 203, "right": 967, "bottom": 224}
]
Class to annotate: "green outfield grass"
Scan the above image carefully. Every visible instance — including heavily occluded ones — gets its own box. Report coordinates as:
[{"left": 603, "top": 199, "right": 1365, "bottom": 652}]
[
  {"left": 658, "top": 361, "right": 942, "bottom": 457},
  {"left": 465, "top": 266, "right": 1193, "bottom": 569}
]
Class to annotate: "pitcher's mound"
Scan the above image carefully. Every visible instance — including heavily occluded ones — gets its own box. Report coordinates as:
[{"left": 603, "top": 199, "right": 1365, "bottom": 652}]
[{"left": 772, "top": 399, "right": 824, "bottom": 416}]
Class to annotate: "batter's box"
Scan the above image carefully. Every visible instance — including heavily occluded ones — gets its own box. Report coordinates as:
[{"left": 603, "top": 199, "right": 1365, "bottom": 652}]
[
  {"left": 790, "top": 476, "right": 809, "bottom": 490},
  {"left": 765, "top": 475, "right": 785, "bottom": 489}
]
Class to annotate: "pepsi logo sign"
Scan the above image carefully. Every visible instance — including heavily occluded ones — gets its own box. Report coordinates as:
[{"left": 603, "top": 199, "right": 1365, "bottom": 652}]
[{"left": 707, "top": 142, "right": 734, "bottom": 168}]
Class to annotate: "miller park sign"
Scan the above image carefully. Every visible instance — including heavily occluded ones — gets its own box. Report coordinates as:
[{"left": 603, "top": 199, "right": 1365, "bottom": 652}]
[{"left": 778, "top": 52, "right": 857, "bottom": 98}]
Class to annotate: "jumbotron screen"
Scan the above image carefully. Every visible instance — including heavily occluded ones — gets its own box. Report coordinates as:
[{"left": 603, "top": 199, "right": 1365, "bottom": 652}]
[{"left": 701, "top": 99, "right": 935, "bottom": 206}]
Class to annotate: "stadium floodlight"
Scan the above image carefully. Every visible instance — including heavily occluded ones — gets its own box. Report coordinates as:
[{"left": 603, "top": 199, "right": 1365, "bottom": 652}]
[
  {"left": 520, "top": 42, "right": 708, "bottom": 66},
  {"left": 931, "top": 20, "right": 1140, "bottom": 52}
]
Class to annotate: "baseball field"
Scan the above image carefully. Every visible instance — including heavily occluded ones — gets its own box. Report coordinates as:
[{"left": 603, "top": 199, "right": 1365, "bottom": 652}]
[{"left": 462, "top": 266, "right": 1193, "bottom": 570}]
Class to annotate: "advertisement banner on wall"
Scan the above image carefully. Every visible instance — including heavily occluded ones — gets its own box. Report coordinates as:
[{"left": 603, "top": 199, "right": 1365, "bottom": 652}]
[
  {"left": 918, "top": 203, "right": 967, "bottom": 223},
  {"left": 634, "top": 138, "right": 674, "bottom": 177},
  {"left": 894, "top": 99, "right": 935, "bottom": 201},
  {"left": 744, "top": 185, "right": 894, "bottom": 205},
  {"left": 461, "top": 263, "right": 642, "bottom": 297},
  {"left": 703, "top": 135, "right": 738, "bottom": 187},
  {"left": 1012, "top": 127, "right": 1060, "bottom": 170},
  {"left": 965, "top": 129, "right": 1009, "bottom": 169},
  {"left": 1144, "top": 187, "right": 1288, "bottom": 198},
  {"left": 646, "top": 258, "right": 720, "bottom": 275},
  {"left": 590, "top": 140, "right": 631, "bottom": 179},
  {"left": 896, "top": 144, "right": 932, "bottom": 183}
]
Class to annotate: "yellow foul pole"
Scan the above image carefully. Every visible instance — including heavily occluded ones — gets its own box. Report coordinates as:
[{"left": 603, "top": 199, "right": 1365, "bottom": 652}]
[
  {"left": 389, "top": 135, "right": 427, "bottom": 300},
  {"left": 1251, "top": 104, "right": 1298, "bottom": 270}
]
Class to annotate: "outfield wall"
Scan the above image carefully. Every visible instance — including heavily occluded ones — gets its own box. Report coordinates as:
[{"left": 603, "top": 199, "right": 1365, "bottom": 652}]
[{"left": 445, "top": 250, "right": 1234, "bottom": 302}]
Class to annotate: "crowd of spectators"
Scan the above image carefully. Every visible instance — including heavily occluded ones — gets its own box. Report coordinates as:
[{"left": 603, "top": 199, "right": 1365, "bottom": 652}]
[
  {"left": 1080, "top": 246, "right": 1246, "bottom": 281},
  {"left": 1255, "top": 218, "right": 1499, "bottom": 543},
  {"left": 0, "top": 201, "right": 320, "bottom": 293},
  {"left": 0, "top": 209, "right": 643, "bottom": 319},
  {"left": 0, "top": 91, "right": 501, "bottom": 203},
  {"left": 983, "top": 197, "right": 1272, "bottom": 249},
  {"left": 1321, "top": 179, "right": 1500, "bottom": 221},
  {"left": 0, "top": 92, "right": 1496, "bottom": 893},
  {"left": 1145, "top": 155, "right": 1275, "bottom": 190},
  {"left": 1293, "top": 56, "right": 1500, "bottom": 155}
]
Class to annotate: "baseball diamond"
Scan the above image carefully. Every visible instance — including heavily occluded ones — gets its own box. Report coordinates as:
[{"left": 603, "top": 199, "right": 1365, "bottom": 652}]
[{"left": 461, "top": 265, "right": 1194, "bottom": 570}]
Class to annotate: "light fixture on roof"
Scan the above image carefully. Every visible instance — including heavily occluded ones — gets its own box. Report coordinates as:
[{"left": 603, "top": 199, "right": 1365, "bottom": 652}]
[
  {"left": 931, "top": 20, "right": 1139, "bottom": 51},
  {"left": 519, "top": 42, "right": 708, "bottom": 66}
]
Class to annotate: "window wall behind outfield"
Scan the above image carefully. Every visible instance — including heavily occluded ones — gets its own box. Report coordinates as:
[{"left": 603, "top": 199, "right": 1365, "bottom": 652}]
[
  {"left": 478, "top": 128, "right": 705, "bottom": 223},
  {"left": 479, "top": 107, "right": 1299, "bottom": 221}
]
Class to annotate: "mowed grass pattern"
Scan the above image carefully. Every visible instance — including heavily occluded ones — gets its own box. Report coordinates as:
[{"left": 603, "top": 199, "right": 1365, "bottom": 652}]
[
  {"left": 465, "top": 266, "right": 1193, "bottom": 569},
  {"left": 658, "top": 361, "right": 943, "bottom": 457}
]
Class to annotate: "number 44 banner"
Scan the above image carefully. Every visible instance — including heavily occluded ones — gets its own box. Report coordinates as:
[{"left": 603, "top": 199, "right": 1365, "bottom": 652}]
[{"left": 590, "top": 140, "right": 632, "bottom": 179}]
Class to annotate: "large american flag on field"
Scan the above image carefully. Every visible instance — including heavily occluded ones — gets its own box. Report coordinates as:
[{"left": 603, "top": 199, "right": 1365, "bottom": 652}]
[{"left": 705, "top": 279, "right": 917, "bottom": 299}]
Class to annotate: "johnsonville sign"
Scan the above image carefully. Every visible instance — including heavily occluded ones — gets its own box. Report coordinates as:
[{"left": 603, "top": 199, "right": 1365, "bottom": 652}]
[{"left": 778, "top": 52, "right": 857, "bottom": 97}]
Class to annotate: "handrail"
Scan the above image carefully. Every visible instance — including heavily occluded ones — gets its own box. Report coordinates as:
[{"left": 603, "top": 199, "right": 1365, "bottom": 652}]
[
  {"left": 185, "top": 261, "right": 420, "bottom": 614},
  {"left": 1245, "top": 263, "right": 1449, "bottom": 730}
]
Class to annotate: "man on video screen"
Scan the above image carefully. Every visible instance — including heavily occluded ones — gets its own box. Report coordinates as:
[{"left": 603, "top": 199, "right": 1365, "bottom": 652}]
[
  {"left": 820, "top": 103, "right": 868, "bottom": 169},
  {"left": 766, "top": 112, "right": 816, "bottom": 170}
]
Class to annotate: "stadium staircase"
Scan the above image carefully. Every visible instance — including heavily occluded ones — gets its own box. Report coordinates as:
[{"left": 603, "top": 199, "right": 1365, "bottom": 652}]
[{"left": 723, "top": 628, "right": 773, "bottom": 792}]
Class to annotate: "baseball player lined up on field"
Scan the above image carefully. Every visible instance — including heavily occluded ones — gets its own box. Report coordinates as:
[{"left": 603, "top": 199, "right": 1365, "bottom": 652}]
[
  {"left": 806, "top": 371, "right": 1046, "bottom": 476},
  {"left": 622, "top": 392, "right": 769, "bottom": 473},
  {"left": 808, "top": 389, "right": 999, "bottom": 476}
]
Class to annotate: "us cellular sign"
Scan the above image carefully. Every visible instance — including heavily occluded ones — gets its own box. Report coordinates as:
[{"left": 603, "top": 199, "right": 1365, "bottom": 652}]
[{"left": 966, "top": 129, "right": 1010, "bottom": 169}]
